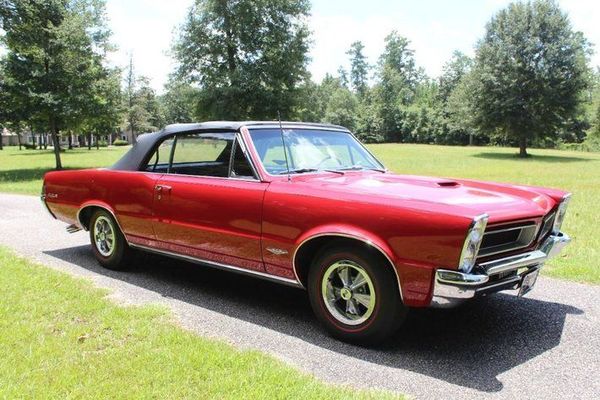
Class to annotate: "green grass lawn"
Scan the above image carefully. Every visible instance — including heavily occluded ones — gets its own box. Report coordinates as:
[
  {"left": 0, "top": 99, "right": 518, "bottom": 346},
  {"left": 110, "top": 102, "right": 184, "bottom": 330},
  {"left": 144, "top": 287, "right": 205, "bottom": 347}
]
[
  {"left": 0, "top": 146, "right": 130, "bottom": 194},
  {"left": 0, "top": 247, "right": 397, "bottom": 399},
  {"left": 0, "top": 144, "right": 598, "bottom": 283}
]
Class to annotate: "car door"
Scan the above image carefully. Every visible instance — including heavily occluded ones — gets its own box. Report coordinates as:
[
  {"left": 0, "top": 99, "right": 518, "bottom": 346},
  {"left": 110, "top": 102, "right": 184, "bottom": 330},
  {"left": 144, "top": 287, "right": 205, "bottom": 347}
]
[
  {"left": 107, "top": 137, "right": 175, "bottom": 243},
  {"left": 152, "top": 131, "right": 268, "bottom": 272}
]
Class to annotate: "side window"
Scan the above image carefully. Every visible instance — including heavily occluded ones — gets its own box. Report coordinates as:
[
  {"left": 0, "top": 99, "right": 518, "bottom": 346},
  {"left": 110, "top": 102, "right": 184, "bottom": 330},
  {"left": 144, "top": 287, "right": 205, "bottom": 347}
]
[
  {"left": 170, "top": 132, "right": 234, "bottom": 177},
  {"left": 230, "top": 137, "right": 256, "bottom": 179},
  {"left": 144, "top": 138, "right": 174, "bottom": 173}
]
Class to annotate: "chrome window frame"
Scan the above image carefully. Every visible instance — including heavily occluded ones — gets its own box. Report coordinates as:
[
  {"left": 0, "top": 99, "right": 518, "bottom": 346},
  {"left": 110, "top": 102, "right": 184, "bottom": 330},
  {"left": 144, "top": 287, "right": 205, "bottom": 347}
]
[
  {"left": 244, "top": 126, "right": 387, "bottom": 178},
  {"left": 138, "top": 130, "right": 261, "bottom": 182}
]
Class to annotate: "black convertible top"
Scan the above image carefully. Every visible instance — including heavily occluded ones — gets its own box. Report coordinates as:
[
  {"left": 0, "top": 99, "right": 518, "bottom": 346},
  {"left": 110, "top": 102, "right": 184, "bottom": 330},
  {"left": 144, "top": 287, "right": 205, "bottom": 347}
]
[{"left": 111, "top": 121, "right": 349, "bottom": 171}]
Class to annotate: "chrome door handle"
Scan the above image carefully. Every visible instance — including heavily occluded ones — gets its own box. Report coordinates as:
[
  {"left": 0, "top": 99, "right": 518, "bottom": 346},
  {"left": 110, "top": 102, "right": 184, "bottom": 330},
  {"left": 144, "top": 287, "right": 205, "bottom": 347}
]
[
  {"left": 155, "top": 185, "right": 172, "bottom": 200},
  {"left": 155, "top": 185, "right": 172, "bottom": 193}
]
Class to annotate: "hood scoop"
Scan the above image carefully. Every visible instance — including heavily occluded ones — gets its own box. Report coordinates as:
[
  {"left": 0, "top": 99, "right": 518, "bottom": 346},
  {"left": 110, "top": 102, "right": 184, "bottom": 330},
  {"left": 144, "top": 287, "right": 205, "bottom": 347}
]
[{"left": 436, "top": 181, "right": 460, "bottom": 188}]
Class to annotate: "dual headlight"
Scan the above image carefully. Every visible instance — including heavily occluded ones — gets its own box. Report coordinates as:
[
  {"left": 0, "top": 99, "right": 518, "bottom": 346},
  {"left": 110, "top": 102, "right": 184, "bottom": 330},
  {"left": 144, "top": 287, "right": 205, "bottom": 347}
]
[
  {"left": 458, "top": 214, "right": 488, "bottom": 273},
  {"left": 552, "top": 194, "right": 571, "bottom": 234}
]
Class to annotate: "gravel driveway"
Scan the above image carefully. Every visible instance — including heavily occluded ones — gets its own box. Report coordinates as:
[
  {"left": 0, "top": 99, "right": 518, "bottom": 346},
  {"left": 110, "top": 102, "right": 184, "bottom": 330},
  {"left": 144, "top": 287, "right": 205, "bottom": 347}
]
[{"left": 1, "top": 193, "right": 598, "bottom": 399}]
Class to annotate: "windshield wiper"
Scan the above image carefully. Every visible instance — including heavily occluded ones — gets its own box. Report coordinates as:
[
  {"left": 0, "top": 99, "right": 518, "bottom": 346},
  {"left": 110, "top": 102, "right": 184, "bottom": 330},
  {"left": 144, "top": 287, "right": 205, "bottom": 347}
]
[
  {"left": 279, "top": 168, "right": 319, "bottom": 175},
  {"left": 279, "top": 168, "right": 345, "bottom": 175},
  {"left": 337, "top": 165, "right": 387, "bottom": 173}
]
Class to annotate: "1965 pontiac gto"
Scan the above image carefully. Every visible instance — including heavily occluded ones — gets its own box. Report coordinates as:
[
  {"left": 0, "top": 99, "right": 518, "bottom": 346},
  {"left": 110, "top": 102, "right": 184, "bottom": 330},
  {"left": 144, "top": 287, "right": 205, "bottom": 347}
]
[{"left": 42, "top": 122, "right": 571, "bottom": 343}]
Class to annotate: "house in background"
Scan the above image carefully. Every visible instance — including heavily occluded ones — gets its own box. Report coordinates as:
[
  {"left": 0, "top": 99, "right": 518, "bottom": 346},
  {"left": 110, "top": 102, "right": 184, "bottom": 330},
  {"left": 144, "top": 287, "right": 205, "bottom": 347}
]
[
  {"left": 1, "top": 128, "right": 22, "bottom": 146},
  {"left": 2, "top": 127, "right": 128, "bottom": 148}
]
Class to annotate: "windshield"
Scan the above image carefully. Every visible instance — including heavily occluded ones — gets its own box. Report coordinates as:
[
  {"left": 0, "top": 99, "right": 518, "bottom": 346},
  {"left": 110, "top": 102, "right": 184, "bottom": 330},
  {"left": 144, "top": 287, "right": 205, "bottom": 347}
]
[{"left": 249, "top": 128, "right": 385, "bottom": 175}]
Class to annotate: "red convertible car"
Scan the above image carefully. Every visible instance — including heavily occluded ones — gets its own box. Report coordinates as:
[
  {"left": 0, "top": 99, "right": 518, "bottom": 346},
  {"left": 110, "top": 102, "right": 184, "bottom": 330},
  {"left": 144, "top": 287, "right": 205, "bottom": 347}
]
[{"left": 42, "top": 122, "right": 571, "bottom": 343}]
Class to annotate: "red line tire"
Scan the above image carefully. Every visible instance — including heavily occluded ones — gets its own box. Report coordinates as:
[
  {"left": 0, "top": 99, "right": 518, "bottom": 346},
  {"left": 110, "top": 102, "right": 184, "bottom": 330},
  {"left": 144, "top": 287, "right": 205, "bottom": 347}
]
[
  {"left": 308, "top": 246, "right": 407, "bottom": 345},
  {"left": 89, "top": 209, "right": 131, "bottom": 270}
]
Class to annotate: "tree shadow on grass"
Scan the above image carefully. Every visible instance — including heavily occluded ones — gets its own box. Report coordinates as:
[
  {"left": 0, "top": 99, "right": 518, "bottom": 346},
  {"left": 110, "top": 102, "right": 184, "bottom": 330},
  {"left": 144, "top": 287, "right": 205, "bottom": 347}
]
[
  {"left": 0, "top": 168, "right": 49, "bottom": 183},
  {"left": 472, "top": 152, "right": 591, "bottom": 163},
  {"left": 0, "top": 167, "right": 71, "bottom": 183},
  {"left": 45, "top": 245, "right": 584, "bottom": 393}
]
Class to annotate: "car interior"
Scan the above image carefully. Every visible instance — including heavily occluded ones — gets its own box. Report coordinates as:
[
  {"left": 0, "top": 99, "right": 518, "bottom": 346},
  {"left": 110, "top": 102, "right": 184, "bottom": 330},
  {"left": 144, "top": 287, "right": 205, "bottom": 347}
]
[{"left": 144, "top": 132, "right": 255, "bottom": 179}]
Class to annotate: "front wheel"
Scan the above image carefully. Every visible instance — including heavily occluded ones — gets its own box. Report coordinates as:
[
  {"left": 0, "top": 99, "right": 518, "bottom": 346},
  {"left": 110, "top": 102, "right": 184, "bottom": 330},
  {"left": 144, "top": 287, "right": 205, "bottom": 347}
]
[
  {"left": 89, "top": 209, "right": 130, "bottom": 270},
  {"left": 308, "top": 246, "right": 407, "bottom": 345}
]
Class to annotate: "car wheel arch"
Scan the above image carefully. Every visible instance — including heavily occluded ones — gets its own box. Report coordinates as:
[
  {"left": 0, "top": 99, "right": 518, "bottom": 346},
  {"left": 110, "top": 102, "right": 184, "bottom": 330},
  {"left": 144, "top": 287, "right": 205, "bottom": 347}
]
[
  {"left": 292, "top": 233, "right": 403, "bottom": 301},
  {"left": 77, "top": 203, "right": 122, "bottom": 233}
]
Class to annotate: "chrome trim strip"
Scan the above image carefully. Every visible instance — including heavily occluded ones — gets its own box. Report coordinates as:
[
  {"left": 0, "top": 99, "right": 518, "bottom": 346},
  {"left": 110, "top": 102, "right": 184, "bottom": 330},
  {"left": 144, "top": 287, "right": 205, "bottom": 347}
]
[
  {"left": 244, "top": 124, "right": 350, "bottom": 133},
  {"left": 234, "top": 131, "right": 261, "bottom": 181},
  {"left": 76, "top": 204, "right": 127, "bottom": 235},
  {"left": 291, "top": 233, "right": 403, "bottom": 301},
  {"left": 130, "top": 243, "right": 303, "bottom": 289},
  {"left": 40, "top": 194, "right": 56, "bottom": 219},
  {"left": 458, "top": 213, "right": 489, "bottom": 273},
  {"left": 436, "top": 270, "right": 489, "bottom": 285},
  {"left": 485, "top": 224, "right": 535, "bottom": 235},
  {"left": 480, "top": 250, "right": 547, "bottom": 276}
]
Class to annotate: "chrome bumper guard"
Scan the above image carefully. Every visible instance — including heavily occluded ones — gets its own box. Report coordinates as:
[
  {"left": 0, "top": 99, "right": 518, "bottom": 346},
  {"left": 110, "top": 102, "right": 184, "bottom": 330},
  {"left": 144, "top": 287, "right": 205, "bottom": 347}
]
[{"left": 431, "top": 232, "right": 571, "bottom": 308}]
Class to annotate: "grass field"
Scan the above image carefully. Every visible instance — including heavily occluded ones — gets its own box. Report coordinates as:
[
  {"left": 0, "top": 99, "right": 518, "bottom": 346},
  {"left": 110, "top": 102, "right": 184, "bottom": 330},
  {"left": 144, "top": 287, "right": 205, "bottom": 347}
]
[
  {"left": 0, "top": 144, "right": 598, "bottom": 283},
  {"left": 0, "top": 247, "right": 397, "bottom": 399},
  {"left": 0, "top": 146, "right": 130, "bottom": 194}
]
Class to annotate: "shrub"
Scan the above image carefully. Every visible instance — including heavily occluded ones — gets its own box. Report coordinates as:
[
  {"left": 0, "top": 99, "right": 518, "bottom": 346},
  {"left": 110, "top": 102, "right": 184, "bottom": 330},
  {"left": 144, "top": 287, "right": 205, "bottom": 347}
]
[
  {"left": 23, "top": 143, "right": 37, "bottom": 150},
  {"left": 98, "top": 140, "right": 108, "bottom": 147},
  {"left": 112, "top": 139, "right": 129, "bottom": 146}
]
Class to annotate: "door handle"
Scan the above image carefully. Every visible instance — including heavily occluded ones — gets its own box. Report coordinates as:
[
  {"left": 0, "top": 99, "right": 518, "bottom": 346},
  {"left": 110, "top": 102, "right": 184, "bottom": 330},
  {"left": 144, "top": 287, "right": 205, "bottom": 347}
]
[
  {"left": 155, "top": 185, "right": 172, "bottom": 193},
  {"left": 155, "top": 185, "right": 172, "bottom": 200}
]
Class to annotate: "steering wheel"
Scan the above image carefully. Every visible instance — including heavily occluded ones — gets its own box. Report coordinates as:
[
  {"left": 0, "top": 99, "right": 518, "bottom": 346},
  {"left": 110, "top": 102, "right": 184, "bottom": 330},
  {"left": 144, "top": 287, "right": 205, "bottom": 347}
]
[{"left": 316, "top": 155, "right": 343, "bottom": 168}]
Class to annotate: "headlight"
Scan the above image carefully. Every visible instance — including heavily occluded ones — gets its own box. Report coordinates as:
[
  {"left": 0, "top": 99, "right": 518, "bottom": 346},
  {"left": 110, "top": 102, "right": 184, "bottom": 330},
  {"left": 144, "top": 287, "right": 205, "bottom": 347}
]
[
  {"left": 552, "top": 194, "right": 571, "bottom": 234},
  {"left": 459, "top": 214, "right": 488, "bottom": 273}
]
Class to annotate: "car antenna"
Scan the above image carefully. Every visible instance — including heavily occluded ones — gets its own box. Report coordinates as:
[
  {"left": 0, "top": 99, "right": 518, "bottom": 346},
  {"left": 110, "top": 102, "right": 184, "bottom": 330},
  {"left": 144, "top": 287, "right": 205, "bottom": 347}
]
[{"left": 278, "top": 111, "right": 291, "bottom": 182}]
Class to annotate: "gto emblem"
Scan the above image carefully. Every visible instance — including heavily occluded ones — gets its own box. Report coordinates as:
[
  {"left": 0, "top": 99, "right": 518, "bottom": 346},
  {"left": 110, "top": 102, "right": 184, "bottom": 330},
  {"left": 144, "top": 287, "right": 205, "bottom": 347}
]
[{"left": 266, "top": 247, "right": 288, "bottom": 256}]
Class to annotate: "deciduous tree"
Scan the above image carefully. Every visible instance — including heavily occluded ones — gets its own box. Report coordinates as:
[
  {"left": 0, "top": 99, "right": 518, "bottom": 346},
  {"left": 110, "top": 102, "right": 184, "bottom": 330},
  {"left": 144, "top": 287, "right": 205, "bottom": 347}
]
[
  {"left": 470, "top": 0, "right": 590, "bottom": 156},
  {"left": 0, "top": 0, "right": 114, "bottom": 168},
  {"left": 173, "top": 0, "right": 311, "bottom": 120}
]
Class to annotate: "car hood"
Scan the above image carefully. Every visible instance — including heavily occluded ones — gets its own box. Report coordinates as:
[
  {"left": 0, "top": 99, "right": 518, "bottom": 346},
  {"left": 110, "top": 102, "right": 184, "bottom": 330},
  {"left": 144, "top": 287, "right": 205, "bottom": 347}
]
[{"left": 292, "top": 172, "right": 557, "bottom": 223}]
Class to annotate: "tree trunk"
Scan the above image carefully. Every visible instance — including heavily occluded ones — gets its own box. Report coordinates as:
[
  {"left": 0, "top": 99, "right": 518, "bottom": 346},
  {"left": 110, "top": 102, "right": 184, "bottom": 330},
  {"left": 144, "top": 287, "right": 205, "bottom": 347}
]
[
  {"left": 469, "top": 133, "right": 473, "bottom": 146},
  {"left": 50, "top": 117, "right": 63, "bottom": 170},
  {"left": 0, "top": 129, "right": 3, "bottom": 150},
  {"left": 17, "top": 131, "right": 22, "bottom": 150},
  {"left": 88, "top": 132, "right": 92, "bottom": 150},
  {"left": 68, "top": 134, "right": 73, "bottom": 150},
  {"left": 518, "top": 136, "right": 528, "bottom": 157},
  {"left": 33, "top": 133, "right": 37, "bottom": 149},
  {"left": 96, "top": 133, "right": 99, "bottom": 150},
  {"left": 130, "top": 127, "right": 137, "bottom": 144}
]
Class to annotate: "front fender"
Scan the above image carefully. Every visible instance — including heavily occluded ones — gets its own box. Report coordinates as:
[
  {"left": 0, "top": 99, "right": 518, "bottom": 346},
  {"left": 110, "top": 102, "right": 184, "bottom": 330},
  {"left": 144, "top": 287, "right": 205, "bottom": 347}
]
[{"left": 294, "top": 223, "right": 397, "bottom": 265}]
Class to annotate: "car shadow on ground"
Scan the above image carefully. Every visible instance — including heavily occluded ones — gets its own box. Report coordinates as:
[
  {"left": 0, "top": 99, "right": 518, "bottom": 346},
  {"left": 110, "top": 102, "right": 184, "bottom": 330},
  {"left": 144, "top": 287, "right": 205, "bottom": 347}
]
[{"left": 45, "top": 245, "right": 583, "bottom": 393}]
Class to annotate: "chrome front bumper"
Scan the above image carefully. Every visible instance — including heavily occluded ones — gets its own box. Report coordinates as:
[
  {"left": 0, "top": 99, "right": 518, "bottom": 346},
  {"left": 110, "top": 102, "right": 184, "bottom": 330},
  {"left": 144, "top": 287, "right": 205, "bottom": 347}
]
[{"left": 430, "top": 232, "right": 571, "bottom": 308}]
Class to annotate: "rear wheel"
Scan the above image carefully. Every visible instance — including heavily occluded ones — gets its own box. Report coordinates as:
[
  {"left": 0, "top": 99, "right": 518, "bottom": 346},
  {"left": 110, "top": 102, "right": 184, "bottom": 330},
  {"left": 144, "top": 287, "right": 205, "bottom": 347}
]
[
  {"left": 89, "top": 209, "right": 130, "bottom": 270},
  {"left": 308, "top": 246, "right": 407, "bottom": 344}
]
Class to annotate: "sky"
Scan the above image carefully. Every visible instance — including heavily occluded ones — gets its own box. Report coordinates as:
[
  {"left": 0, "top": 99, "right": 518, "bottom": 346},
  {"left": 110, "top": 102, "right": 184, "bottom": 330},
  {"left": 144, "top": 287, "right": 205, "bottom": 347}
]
[{"left": 5, "top": 0, "right": 599, "bottom": 93}]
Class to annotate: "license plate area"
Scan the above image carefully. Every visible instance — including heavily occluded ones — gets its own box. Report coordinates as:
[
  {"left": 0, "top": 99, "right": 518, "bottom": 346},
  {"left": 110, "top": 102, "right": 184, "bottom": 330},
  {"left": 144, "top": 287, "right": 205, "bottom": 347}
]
[{"left": 519, "top": 268, "right": 539, "bottom": 296}]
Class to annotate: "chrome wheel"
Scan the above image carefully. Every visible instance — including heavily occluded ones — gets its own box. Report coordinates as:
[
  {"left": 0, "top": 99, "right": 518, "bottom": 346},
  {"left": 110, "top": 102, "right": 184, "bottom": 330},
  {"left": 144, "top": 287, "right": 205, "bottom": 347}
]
[
  {"left": 93, "top": 215, "right": 115, "bottom": 257},
  {"left": 321, "top": 260, "right": 376, "bottom": 325}
]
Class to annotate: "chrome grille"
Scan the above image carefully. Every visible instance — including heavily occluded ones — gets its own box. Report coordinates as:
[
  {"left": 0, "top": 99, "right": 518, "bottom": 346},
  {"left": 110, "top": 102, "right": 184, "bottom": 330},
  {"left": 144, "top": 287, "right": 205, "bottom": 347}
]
[{"left": 479, "top": 222, "right": 539, "bottom": 257}]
